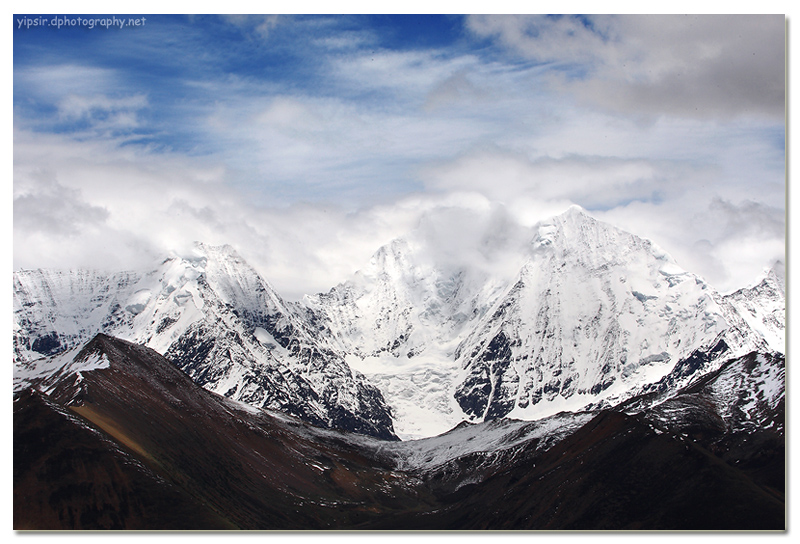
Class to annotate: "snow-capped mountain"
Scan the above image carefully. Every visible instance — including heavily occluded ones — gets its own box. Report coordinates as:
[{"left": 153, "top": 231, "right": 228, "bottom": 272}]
[
  {"left": 302, "top": 234, "right": 519, "bottom": 438},
  {"left": 13, "top": 243, "right": 396, "bottom": 440},
  {"left": 724, "top": 261, "right": 785, "bottom": 353},
  {"left": 13, "top": 206, "right": 783, "bottom": 440},
  {"left": 452, "top": 207, "right": 765, "bottom": 422},
  {"left": 305, "top": 206, "right": 775, "bottom": 437}
]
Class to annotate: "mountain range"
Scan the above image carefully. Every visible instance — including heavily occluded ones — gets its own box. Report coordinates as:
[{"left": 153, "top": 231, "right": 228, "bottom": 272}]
[
  {"left": 15, "top": 206, "right": 784, "bottom": 438},
  {"left": 13, "top": 206, "right": 785, "bottom": 529}
]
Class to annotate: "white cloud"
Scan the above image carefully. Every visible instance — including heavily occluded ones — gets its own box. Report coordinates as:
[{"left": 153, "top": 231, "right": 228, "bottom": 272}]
[
  {"left": 467, "top": 14, "right": 785, "bottom": 120},
  {"left": 12, "top": 15, "right": 784, "bottom": 301},
  {"left": 13, "top": 170, "right": 110, "bottom": 236},
  {"left": 12, "top": 128, "right": 420, "bottom": 298},
  {"left": 15, "top": 64, "right": 121, "bottom": 102},
  {"left": 12, "top": 123, "right": 784, "bottom": 300},
  {"left": 423, "top": 69, "right": 487, "bottom": 111},
  {"left": 15, "top": 64, "right": 150, "bottom": 138},
  {"left": 596, "top": 196, "right": 785, "bottom": 293},
  {"left": 57, "top": 94, "right": 148, "bottom": 122},
  {"left": 222, "top": 15, "right": 281, "bottom": 40},
  {"left": 467, "top": 14, "right": 616, "bottom": 66},
  {"left": 421, "top": 148, "right": 678, "bottom": 209}
]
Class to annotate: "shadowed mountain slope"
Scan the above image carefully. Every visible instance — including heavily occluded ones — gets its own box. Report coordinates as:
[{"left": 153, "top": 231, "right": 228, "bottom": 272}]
[
  {"left": 14, "top": 334, "right": 428, "bottom": 529},
  {"left": 14, "top": 334, "right": 785, "bottom": 530}
]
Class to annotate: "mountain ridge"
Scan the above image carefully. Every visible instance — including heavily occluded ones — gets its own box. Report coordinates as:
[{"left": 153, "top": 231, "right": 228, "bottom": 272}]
[
  {"left": 14, "top": 206, "right": 782, "bottom": 439},
  {"left": 304, "top": 206, "right": 775, "bottom": 436},
  {"left": 14, "top": 244, "right": 398, "bottom": 440}
]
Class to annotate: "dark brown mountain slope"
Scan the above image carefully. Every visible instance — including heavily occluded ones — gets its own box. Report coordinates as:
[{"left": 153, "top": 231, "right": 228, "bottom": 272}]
[
  {"left": 13, "top": 389, "right": 233, "bottom": 530},
  {"left": 14, "top": 334, "right": 785, "bottom": 530},
  {"left": 14, "top": 334, "right": 431, "bottom": 530},
  {"left": 371, "top": 409, "right": 784, "bottom": 530}
]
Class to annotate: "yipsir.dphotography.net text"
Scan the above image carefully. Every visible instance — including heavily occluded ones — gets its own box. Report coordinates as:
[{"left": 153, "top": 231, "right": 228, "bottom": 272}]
[{"left": 16, "top": 15, "right": 146, "bottom": 30}]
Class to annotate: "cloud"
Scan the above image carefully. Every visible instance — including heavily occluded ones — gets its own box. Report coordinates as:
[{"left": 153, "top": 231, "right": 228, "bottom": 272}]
[
  {"left": 12, "top": 122, "right": 784, "bottom": 300},
  {"left": 467, "top": 14, "right": 615, "bottom": 66},
  {"left": 595, "top": 196, "right": 785, "bottom": 293},
  {"left": 12, "top": 127, "right": 421, "bottom": 298},
  {"left": 707, "top": 198, "right": 786, "bottom": 239},
  {"left": 55, "top": 93, "right": 149, "bottom": 136},
  {"left": 421, "top": 147, "right": 694, "bottom": 211},
  {"left": 14, "top": 63, "right": 151, "bottom": 140},
  {"left": 423, "top": 69, "right": 487, "bottom": 111},
  {"left": 14, "top": 64, "right": 121, "bottom": 102},
  {"left": 418, "top": 139, "right": 784, "bottom": 293},
  {"left": 12, "top": 15, "right": 784, "bottom": 301},
  {"left": 467, "top": 14, "right": 785, "bottom": 120},
  {"left": 13, "top": 129, "right": 233, "bottom": 270},
  {"left": 13, "top": 170, "right": 110, "bottom": 236},
  {"left": 57, "top": 94, "right": 148, "bottom": 122},
  {"left": 222, "top": 15, "right": 281, "bottom": 40}
]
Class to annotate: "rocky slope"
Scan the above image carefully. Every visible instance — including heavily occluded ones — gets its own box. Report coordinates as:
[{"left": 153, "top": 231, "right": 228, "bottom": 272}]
[
  {"left": 14, "top": 333, "right": 784, "bottom": 530},
  {"left": 14, "top": 334, "right": 421, "bottom": 529},
  {"left": 724, "top": 261, "right": 785, "bottom": 353}
]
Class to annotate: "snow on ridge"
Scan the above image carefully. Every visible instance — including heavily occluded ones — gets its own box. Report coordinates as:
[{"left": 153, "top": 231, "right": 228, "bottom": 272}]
[
  {"left": 391, "top": 411, "right": 595, "bottom": 471},
  {"left": 13, "top": 209, "right": 783, "bottom": 440},
  {"left": 297, "top": 206, "right": 782, "bottom": 437}
]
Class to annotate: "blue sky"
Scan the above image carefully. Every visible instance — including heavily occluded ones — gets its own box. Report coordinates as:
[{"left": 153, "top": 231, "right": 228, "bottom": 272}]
[{"left": 13, "top": 13, "right": 787, "bottom": 298}]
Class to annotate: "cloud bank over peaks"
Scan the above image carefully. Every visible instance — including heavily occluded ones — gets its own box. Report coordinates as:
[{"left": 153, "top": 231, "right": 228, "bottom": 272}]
[{"left": 12, "top": 15, "right": 784, "bottom": 301}]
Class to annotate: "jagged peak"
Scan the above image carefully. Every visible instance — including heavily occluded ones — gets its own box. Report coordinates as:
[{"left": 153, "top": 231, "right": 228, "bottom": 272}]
[
  {"left": 162, "top": 242, "right": 274, "bottom": 294},
  {"left": 370, "top": 238, "right": 412, "bottom": 265},
  {"left": 766, "top": 260, "right": 785, "bottom": 293},
  {"left": 164, "top": 242, "right": 245, "bottom": 266},
  {"left": 192, "top": 241, "right": 241, "bottom": 258},
  {"left": 177, "top": 241, "right": 245, "bottom": 266},
  {"left": 729, "top": 259, "right": 786, "bottom": 297},
  {"left": 73, "top": 333, "right": 137, "bottom": 369},
  {"left": 562, "top": 203, "right": 590, "bottom": 217},
  {"left": 541, "top": 205, "right": 625, "bottom": 238},
  {"left": 528, "top": 205, "right": 679, "bottom": 271}
]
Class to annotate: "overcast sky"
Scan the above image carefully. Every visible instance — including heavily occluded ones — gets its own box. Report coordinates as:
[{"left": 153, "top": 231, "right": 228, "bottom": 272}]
[{"left": 13, "top": 13, "right": 786, "bottom": 299}]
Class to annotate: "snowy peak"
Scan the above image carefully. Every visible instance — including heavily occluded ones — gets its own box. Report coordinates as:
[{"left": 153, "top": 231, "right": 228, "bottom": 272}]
[
  {"left": 723, "top": 260, "right": 785, "bottom": 353},
  {"left": 13, "top": 268, "right": 144, "bottom": 363},
  {"left": 303, "top": 221, "right": 529, "bottom": 438},
  {"left": 13, "top": 208, "right": 779, "bottom": 441},
  {"left": 767, "top": 259, "right": 785, "bottom": 294},
  {"left": 300, "top": 206, "right": 770, "bottom": 437},
  {"left": 190, "top": 242, "right": 291, "bottom": 318},
  {"left": 453, "top": 208, "right": 764, "bottom": 424},
  {"left": 531, "top": 205, "right": 676, "bottom": 273},
  {"left": 13, "top": 244, "right": 398, "bottom": 440}
]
